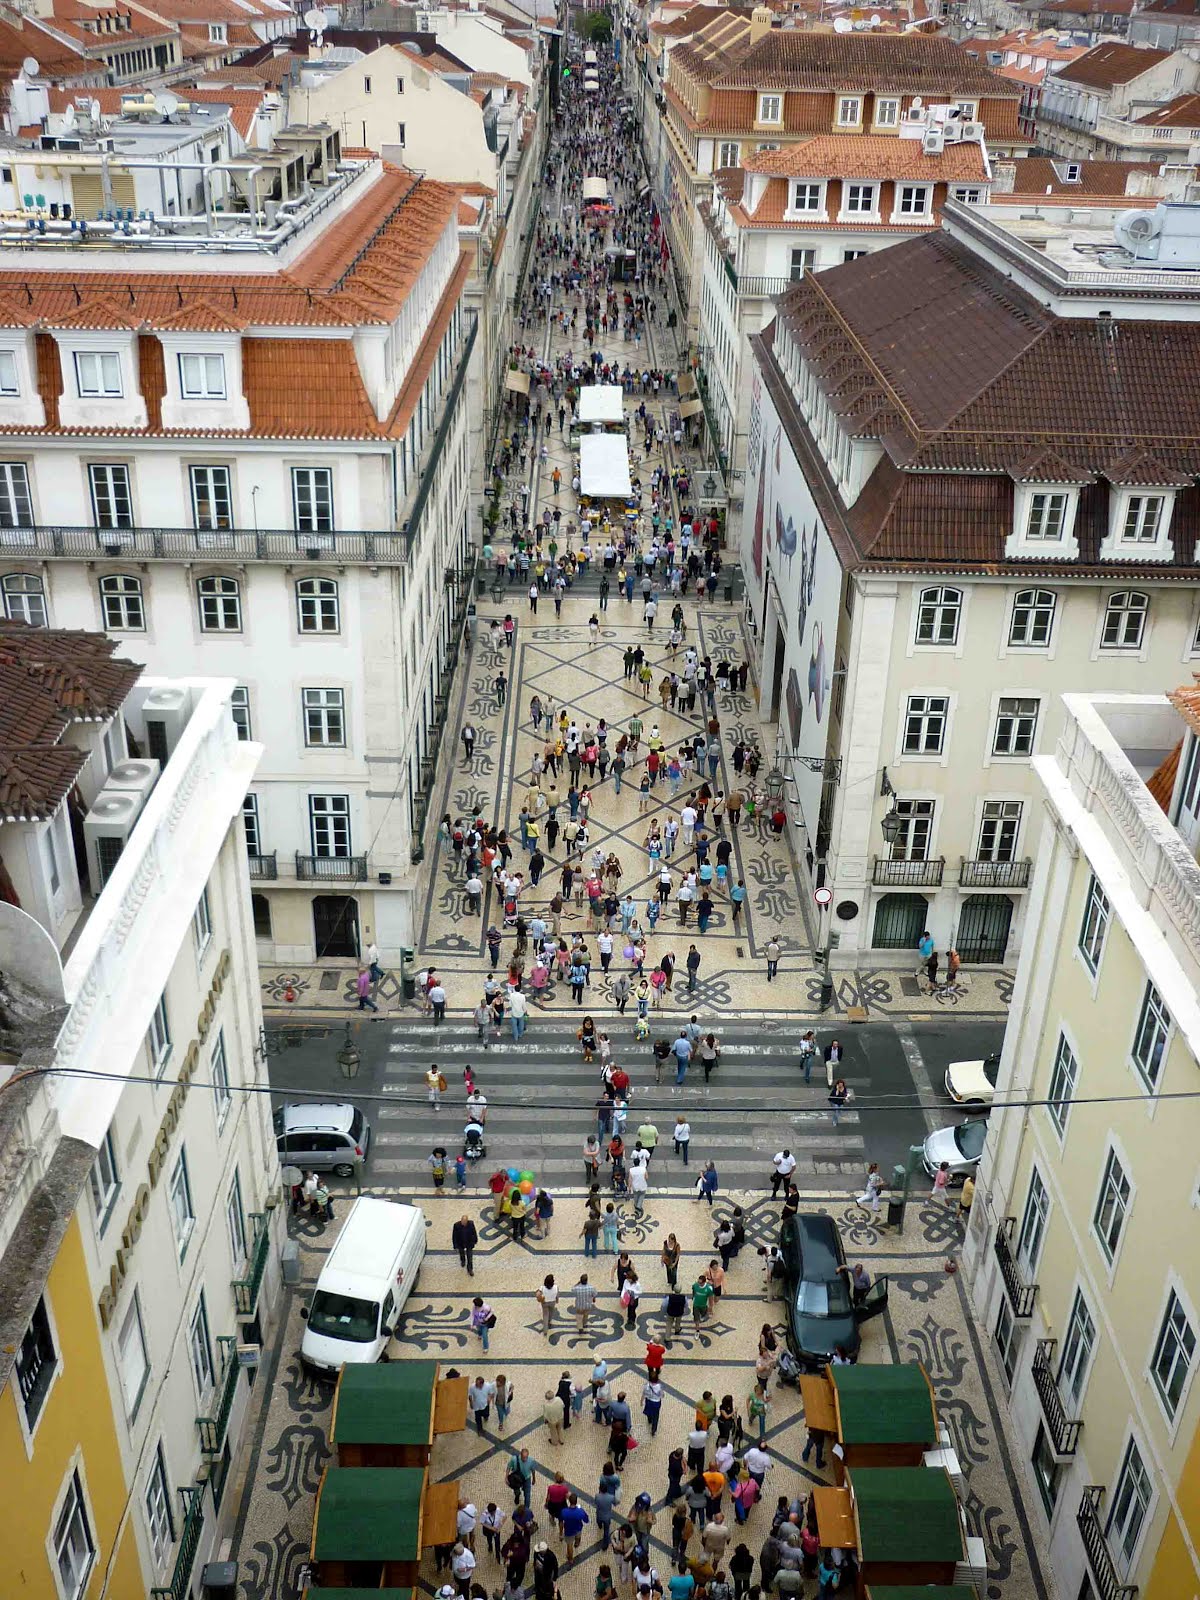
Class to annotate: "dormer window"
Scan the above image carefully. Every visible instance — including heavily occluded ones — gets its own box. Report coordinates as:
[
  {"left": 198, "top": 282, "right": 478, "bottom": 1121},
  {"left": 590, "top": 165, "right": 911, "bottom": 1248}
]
[
  {"left": 1100, "top": 487, "right": 1176, "bottom": 563},
  {"left": 1006, "top": 482, "right": 1082, "bottom": 560},
  {"left": 1027, "top": 490, "right": 1070, "bottom": 541},
  {"left": 837, "top": 95, "right": 862, "bottom": 126},
  {"left": 178, "top": 353, "right": 226, "bottom": 400},
  {"left": 874, "top": 97, "right": 899, "bottom": 127},
  {"left": 0, "top": 351, "right": 18, "bottom": 396},
  {"left": 896, "top": 184, "right": 932, "bottom": 218},
  {"left": 208, "top": 21, "right": 226, "bottom": 41},
  {"left": 842, "top": 182, "right": 877, "bottom": 217},
  {"left": 790, "top": 181, "right": 823, "bottom": 214},
  {"left": 758, "top": 93, "right": 782, "bottom": 125},
  {"left": 1121, "top": 494, "right": 1165, "bottom": 543},
  {"left": 75, "top": 351, "right": 122, "bottom": 398}
]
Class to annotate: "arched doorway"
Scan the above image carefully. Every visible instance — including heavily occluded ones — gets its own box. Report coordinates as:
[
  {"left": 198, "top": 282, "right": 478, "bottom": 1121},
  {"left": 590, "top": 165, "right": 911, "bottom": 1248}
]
[
  {"left": 956, "top": 896, "right": 1014, "bottom": 964},
  {"left": 312, "top": 895, "right": 360, "bottom": 960},
  {"left": 872, "top": 893, "right": 929, "bottom": 951}
]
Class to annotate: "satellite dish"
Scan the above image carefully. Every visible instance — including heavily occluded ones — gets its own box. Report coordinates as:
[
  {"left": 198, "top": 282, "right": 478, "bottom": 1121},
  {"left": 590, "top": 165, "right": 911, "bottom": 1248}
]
[
  {"left": 63, "top": 101, "right": 76, "bottom": 127},
  {"left": 304, "top": 6, "right": 325, "bottom": 29},
  {"left": 154, "top": 90, "right": 180, "bottom": 119},
  {"left": 870, "top": 12, "right": 881, "bottom": 22},
  {"left": 22, "top": 56, "right": 39, "bottom": 78},
  {"left": 90, "top": 98, "right": 102, "bottom": 121},
  {"left": 833, "top": 15, "right": 851, "bottom": 29},
  {"left": 911, "top": 95, "right": 923, "bottom": 108}
]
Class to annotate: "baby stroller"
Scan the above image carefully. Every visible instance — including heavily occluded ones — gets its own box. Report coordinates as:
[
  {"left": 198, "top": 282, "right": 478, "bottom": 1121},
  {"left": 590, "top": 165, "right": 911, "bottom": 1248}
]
[
  {"left": 464, "top": 1120, "right": 487, "bottom": 1162},
  {"left": 776, "top": 1349, "right": 803, "bottom": 1390},
  {"left": 611, "top": 1163, "right": 629, "bottom": 1198}
]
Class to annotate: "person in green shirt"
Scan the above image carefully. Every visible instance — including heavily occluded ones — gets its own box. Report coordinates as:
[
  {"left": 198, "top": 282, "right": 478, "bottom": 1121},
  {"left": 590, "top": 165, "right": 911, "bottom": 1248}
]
[
  {"left": 636, "top": 1121, "right": 659, "bottom": 1159},
  {"left": 746, "top": 1382, "right": 769, "bottom": 1442},
  {"left": 668, "top": 1564, "right": 695, "bottom": 1600},
  {"left": 694, "top": 1388, "right": 717, "bottom": 1429},
  {"left": 692, "top": 1280, "right": 715, "bottom": 1326}
]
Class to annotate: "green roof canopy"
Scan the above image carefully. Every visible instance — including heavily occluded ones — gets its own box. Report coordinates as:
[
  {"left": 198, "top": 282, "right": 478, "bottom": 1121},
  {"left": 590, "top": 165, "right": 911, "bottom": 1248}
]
[
  {"left": 314, "top": 1468, "right": 425, "bottom": 1561},
  {"left": 852, "top": 1469, "right": 964, "bottom": 1564},
  {"left": 334, "top": 1361, "right": 439, "bottom": 1445},
  {"left": 832, "top": 1364, "right": 937, "bottom": 1446}
]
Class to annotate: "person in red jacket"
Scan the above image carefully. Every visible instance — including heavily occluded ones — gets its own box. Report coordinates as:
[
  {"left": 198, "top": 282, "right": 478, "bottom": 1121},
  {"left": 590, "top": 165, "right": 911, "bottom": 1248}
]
[{"left": 645, "top": 1339, "right": 666, "bottom": 1380}]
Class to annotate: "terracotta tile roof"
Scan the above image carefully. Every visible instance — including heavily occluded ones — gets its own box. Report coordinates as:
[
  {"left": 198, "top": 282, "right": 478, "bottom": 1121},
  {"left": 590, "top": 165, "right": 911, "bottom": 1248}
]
[
  {"left": 1168, "top": 684, "right": 1200, "bottom": 739},
  {"left": 1135, "top": 91, "right": 1200, "bottom": 126},
  {"left": 742, "top": 133, "right": 988, "bottom": 180},
  {"left": 679, "top": 30, "right": 1019, "bottom": 95},
  {"left": 0, "top": 747, "right": 89, "bottom": 822},
  {"left": 1146, "top": 736, "right": 1180, "bottom": 812},
  {"left": 0, "top": 12, "right": 96, "bottom": 77},
  {"left": 1054, "top": 42, "right": 1171, "bottom": 90},
  {"left": 653, "top": 3, "right": 752, "bottom": 36},
  {"left": 1004, "top": 155, "right": 1165, "bottom": 195},
  {"left": 1041, "top": 0, "right": 1136, "bottom": 12}
]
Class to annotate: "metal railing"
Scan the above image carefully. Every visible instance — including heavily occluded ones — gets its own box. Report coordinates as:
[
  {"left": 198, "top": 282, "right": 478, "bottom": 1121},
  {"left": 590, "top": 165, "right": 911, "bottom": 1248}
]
[
  {"left": 247, "top": 852, "right": 278, "bottom": 881},
  {"left": 1032, "top": 1339, "right": 1082, "bottom": 1457},
  {"left": 959, "top": 857, "right": 1032, "bottom": 889},
  {"left": 872, "top": 856, "right": 946, "bottom": 887},
  {"left": 0, "top": 525, "right": 412, "bottom": 564},
  {"left": 232, "top": 1211, "right": 270, "bottom": 1317},
  {"left": 738, "top": 276, "right": 794, "bottom": 299},
  {"left": 994, "top": 1216, "right": 1038, "bottom": 1319},
  {"left": 196, "top": 1336, "right": 240, "bottom": 1457},
  {"left": 150, "top": 1485, "right": 205, "bottom": 1600},
  {"left": 1077, "top": 1486, "right": 1139, "bottom": 1600},
  {"left": 403, "top": 312, "right": 479, "bottom": 553},
  {"left": 295, "top": 853, "right": 367, "bottom": 882}
]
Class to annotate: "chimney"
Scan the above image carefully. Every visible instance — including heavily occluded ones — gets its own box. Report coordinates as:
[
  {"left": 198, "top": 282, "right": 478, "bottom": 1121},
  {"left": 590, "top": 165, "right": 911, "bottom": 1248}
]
[
  {"left": 750, "top": 4, "right": 773, "bottom": 44},
  {"left": 992, "top": 159, "right": 1016, "bottom": 193}
]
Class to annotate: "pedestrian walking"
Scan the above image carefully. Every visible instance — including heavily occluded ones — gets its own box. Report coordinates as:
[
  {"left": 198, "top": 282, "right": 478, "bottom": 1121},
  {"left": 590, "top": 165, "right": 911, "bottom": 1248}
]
[
  {"left": 858, "top": 1162, "right": 884, "bottom": 1214},
  {"left": 468, "top": 1375, "right": 494, "bottom": 1434},
  {"left": 573, "top": 1273, "right": 597, "bottom": 1330},
  {"left": 686, "top": 943, "right": 701, "bottom": 991},
  {"left": 355, "top": 966, "right": 378, "bottom": 1012},
  {"left": 453, "top": 1214, "right": 478, "bottom": 1275},
  {"left": 542, "top": 1389, "right": 564, "bottom": 1446},
  {"left": 932, "top": 1160, "right": 951, "bottom": 1203},
  {"left": 537, "top": 1274, "right": 559, "bottom": 1334},
  {"left": 673, "top": 1119, "right": 691, "bottom": 1163},
  {"left": 829, "top": 1078, "right": 848, "bottom": 1128},
  {"left": 765, "top": 937, "right": 781, "bottom": 981},
  {"left": 770, "top": 1149, "right": 797, "bottom": 1198},
  {"left": 462, "top": 722, "right": 477, "bottom": 764}
]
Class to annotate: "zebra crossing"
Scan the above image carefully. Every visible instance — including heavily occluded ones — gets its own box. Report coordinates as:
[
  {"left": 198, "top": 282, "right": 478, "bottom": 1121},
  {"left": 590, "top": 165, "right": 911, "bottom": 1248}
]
[{"left": 364, "top": 1012, "right": 867, "bottom": 1193}]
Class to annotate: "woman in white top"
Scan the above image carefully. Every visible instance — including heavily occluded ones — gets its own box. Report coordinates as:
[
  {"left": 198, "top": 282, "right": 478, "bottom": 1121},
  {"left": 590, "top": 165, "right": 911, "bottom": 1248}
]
[{"left": 537, "top": 1273, "right": 560, "bottom": 1333}]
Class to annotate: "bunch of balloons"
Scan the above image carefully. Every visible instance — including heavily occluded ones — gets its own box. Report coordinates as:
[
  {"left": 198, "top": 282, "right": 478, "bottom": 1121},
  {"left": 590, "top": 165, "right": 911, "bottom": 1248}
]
[{"left": 505, "top": 1166, "right": 538, "bottom": 1201}]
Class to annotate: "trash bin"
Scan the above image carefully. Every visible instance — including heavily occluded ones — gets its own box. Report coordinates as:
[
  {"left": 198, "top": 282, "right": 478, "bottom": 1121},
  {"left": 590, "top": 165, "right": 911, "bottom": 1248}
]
[
  {"left": 281, "top": 1239, "right": 301, "bottom": 1286},
  {"left": 201, "top": 1562, "right": 239, "bottom": 1600},
  {"left": 466, "top": 602, "right": 478, "bottom": 645},
  {"left": 886, "top": 1195, "right": 905, "bottom": 1229},
  {"left": 401, "top": 947, "right": 417, "bottom": 1001}
]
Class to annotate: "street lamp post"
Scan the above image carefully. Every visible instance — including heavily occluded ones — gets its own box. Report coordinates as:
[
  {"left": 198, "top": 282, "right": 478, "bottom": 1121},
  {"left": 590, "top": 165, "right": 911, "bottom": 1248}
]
[{"left": 336, "top": 1022, "right": 361, "bottom": 1080}]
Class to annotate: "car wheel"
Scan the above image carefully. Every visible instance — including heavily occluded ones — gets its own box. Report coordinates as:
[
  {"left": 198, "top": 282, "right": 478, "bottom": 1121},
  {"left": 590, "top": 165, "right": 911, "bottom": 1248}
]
[{"left": 333, "top": 1162, "right": 356, "bottom": 1179}]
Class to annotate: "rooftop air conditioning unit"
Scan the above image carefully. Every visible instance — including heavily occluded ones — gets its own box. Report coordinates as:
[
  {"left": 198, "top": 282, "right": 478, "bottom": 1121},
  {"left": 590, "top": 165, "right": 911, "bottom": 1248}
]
[
  {"left": 959, "top": 120, "right": 984, "bottom": 140},
  {"left": 84, "top": 789, "right": 141, "bottom": 889},
  {"left": 923, "top": 128, "right": 945, "bottom": 154},
  {"left": 103, "top": 757, "right": 161, "bottom": 808},
  {"left": 139, "top": 686, "right": 191, "bottom": 765},
  {"left": 1114, "top": 205, "right": 1163, "bottom": 258}
]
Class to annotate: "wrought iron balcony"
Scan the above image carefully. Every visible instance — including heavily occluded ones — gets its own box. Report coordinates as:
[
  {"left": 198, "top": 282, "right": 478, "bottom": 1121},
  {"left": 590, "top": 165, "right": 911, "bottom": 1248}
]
[
  {"left": 295, "top": 852, "right": 367, "bottom": 882},
  {"left": 871, "top": 856, "right": 946, "bottom": 887},
  {"left": 1077, "top": 1486, "right": 1139, "bottom": 1600},
  {"left": 247, "top": 851, "right": 278, "bottom": 881},
  {"left": 1032, "top": 1338, "right": 1082, "bottom": 1457},
  {"left": 196, "top": 1336, "right": 241, "bottom": 1457},
  {"left": 960, "top": 856, "right": 1032, "bottom": 889},
  {"left": 150, "top": 1484, "right": 205, "bottom": 1600},
  {"left": 232, "top": 1211, "right": 270, "bottom": 1317},
  {"left": 993, "top": 1216, "right": 1038, "bottom": 1319}
]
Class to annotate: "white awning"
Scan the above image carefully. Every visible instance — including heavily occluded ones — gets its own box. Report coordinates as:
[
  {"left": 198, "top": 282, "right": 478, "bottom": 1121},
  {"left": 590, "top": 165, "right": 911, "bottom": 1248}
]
[
  {"left": 580, "top": 434, "right": 633, "bottom": 499},
  {"left": 504, "top": 369, "right": 531, "bottom": 395},
  {"left": 680, "top": 397, "right": 704, "bottom": 419},
  {"left": 582, "top": 176, "right": 609, "bottom": 203},
  {"left": 584, "top": 80, "right": 598, "bottom": 91},
  {"left": 677, "top": 372, "right": 696, "bottom": 396},
  {"left": 578, "top": 384, "right": 624, "bottom": 425}
]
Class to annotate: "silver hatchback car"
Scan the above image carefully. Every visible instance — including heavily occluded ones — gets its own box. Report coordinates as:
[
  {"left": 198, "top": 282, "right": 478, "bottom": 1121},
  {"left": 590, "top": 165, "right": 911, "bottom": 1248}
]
[{"left": 273, "top": 1102, "right": 370, "bottom": 1178}]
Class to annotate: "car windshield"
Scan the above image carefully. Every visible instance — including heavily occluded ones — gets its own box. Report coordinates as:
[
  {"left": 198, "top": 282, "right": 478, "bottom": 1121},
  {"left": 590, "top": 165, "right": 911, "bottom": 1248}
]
[
  {"left": 307, "top": 1290, "right": 379, "bottom": 1343},
  {"left": 983, "top": 1059, "right": 999, "bottom": 1087},
  {"left": 954, "top": 1121, "right": 988, "bottom": 1161},
  {"left": 796, "top": 1275, "right": 852, "bottom": 1318},
  {"left": 349, "top": 1107, "right": 366, "bottom": 1142}
]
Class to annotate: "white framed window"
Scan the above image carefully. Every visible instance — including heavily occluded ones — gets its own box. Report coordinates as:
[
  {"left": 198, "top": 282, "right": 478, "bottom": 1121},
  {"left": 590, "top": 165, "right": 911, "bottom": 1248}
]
[
  {"left": 1046, "top": 1032, "right": 1078, "bottom": 1140},
  {"left": 292, "top": 466, "right": 334, "bottom": 534},
  {"left": 74, "top": 350, "right": 122, "bottom": 397},
  {"left": 178, "top": 352, "right": 226, "bottom": 399},
  {"left": 1009, "top": 588, "right": 1055, "bottom": 648},
  {"left": 844, "top": 182, "right": 877, "bottom": 214},
  {"left": 16, "top": 1295, "right": 59, "bottom": 1432},
  {"left": 789, "top": 248, "right": 815, "bottom": 279},
  {"left": 1016, "top": 1167, "right": 1050, "bottom": 1277},
  {"left": 197, "top": 574, "right": 241, "bottom": 632},
  {"left": 1078, "top": 874, "right": 1110, "bottom": 974},
  {"left": 897, "top": 184, "right": 931, "bottom": 216},
  {"left": 144, "top": 1443, "right": 174, "bottom": 1568},
  {"left": 953, "top": 99, "right": 978, "bottom": 119},
  {"left": 757, "top": 93, "right": 782, "bottom": 124},
  {"left": 88, "top": 463, "right": 133, "bottom": 531},
  {"left": 1151, "top": 1287, "right": 1196, "bottom": 1421},
  {"left": 1132, "top": 980, "right": 1170, "bottom": 1091},
  {"left": 88, "top": 1128, "right": 120, "bottom": 1225},
  {"left": 902, "top": 693, "right": 949, "bottom": 755},
  {"left": 1101, "top": 590, "right": 1148, "bottom": 650},
  {"left": 3, "top": 571, "right": 47, "bottom": 626},
  {"left": 189, "top": 464, "right": 233, "bottom": 534},
  {"left": 303, "top": 686, "right": 346, "bottom": 747},
  {"left": 978, "top": 799, "right": 1022, "bottom": 862},
  {"left": 1026, "top": 490, "right": 1069, "bottom": 541},
  {"left": 211, "top": 1028, "right": 231, "bottom": 1129},
  {"left": 1107, "top": 1438, "right": 1153, "bottom": 1574},
  {"left": 227, "top": 1170, "right": 247, "bottom": 1269},
  {"left": 230, "top": 685, "right": 251, "bottom": 741},
  {"left": 0, "top": 349, "right": 19, "bottom": 394},
  {"left": 0, "top": 461, "right": 32, "bottom": 527},
  {"left": 192, "top": 886, "right": 212, "bottom": 957},
  {"left": 309, "top": 793, "right": 351, "bottom": 857},
  {"left": 51, "top": 1470, "right": 95, "bottom": 1600},
  {"left": 147, "top": 994, "right": 171, "bottom": 1075},
  {"left": 886, "top": 798, "right": 934, "bottom": 862},
  {"left": 994, "top": 1296, "right": 1022, "bottom": 1385},
  {"left": 42, "top": 823, "right": 60, "bottom": 895},
  {"left": 208, "top": 19, "right": 226, "bottom": 39},
  {"left": 915, "top": 585, "right": 961, "bottom": 645},
  {"left": 99, "top": 573, "right": 144, "bottom": 631},
  {"left": 188, "top": 1290, "right": 213, "bottom": 1398},
  {"left": 837, "top": 94, "right": 861, "bottom": 125},
  {"left": 952, "top": 185, "right": 983, "bottom": 203},
  {"left": 242, "top": 793, "right": 261, "bottom": 856},
  {"left": 790, "top": 181, "right": 822, "bottom": 212},
  {"left": 116, "top": 1290, "right": 150, "bottom": 1417},
  {"left": 1058, "top": 1290, "right": 1096, "bottom": 1408},
  {"left": 992, "top": 696, "right": 1039, "bottom": 757},
  {"left": 297, "top": 576, "right": 340, "bottom": 633},
  {"left": 874, "top": 96, "right": 899, "bottom": 126},
  {"left": 717, "top": 140, "right": 739, "bottom": 168},
  {"left": 168, "top": 1149, "right": 195, "bottom": 1258},
  {"left": 1120, "top": 494, "right": 1165, "bottom": 542},
  {"left": 1094, "top": 1145, "right": 1132, "bottom": 1264}
]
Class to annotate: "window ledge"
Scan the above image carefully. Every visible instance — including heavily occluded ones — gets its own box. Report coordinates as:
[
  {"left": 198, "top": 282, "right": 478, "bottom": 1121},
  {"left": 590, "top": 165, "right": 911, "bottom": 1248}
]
[
  {"left": 1096, "top": 537, "right": 1174, "bottom": 564},
  {"left": 836, "top": 210, "right": 880, "bottom": 225},
  {"left": 1003, "top": 534, "right": 1081, "bottom": 562}
]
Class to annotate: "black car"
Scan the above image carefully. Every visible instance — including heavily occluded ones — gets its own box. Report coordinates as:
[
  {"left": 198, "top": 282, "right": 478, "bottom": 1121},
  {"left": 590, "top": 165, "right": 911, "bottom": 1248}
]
[{"left": 780, "top": 1213, "right": 888, "bottom": 1368}]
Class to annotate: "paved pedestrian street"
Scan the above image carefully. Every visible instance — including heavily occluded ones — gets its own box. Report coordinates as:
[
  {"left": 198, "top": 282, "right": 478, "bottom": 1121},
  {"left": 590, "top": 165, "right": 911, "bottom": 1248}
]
[{"left": 231, "top": 1190, "right": 1051, "bottom": 1600}]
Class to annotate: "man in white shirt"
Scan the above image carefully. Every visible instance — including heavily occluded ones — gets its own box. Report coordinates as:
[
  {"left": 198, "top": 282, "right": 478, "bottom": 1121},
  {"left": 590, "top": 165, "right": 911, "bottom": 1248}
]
[
  {"left": 674, "top": 1118, "right": 691, "bottom": 1163},
  {"left": 771, "top": 1149, "right": 797, "bottom": 1198},
  {"left": 680, "top": 803, "right": 698, "bottom": 847},
  {"left": 457, "top": 1499, "right": 478, "bottom": 1550},
  {"left": 743, "top": 1445, "right": 771, "bottom": 1487},
  {"left": 451, "top": 1543, "right": 476, "bottom": 1586},
  {"left": 466, "top": 1089, "right": 488, "bottom": 1124},
  {"left": 508, "top": 987, "right": 528, "bottom": 1042},
  {"left": 630, "top": 1160, "right": 649, "bottom": 1215}
]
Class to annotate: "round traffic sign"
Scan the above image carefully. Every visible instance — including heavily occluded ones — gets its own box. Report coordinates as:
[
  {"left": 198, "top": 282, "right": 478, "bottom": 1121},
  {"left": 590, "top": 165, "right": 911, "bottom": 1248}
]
[{"left": 813, "top": 887, "right": 833, "bottom": 907}]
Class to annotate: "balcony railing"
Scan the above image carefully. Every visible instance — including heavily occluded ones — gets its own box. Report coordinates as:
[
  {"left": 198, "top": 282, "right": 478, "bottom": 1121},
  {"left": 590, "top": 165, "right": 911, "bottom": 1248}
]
[
  {"left": 959, "top": 857, "right": 1032, "bottom": 889},
  {"left": 0, "top": 524, "right": 412, "bottom": 564},
  {"left": 993, "top": 1216, "right": 1038, "bottom": 1319},
  {"left": 197, "top": 1337, "right": 241, "bottom": 1457},
  {"left": 1032, "top": 1338, "right": 1083, "bottom": 1457},
  {"left": 1077, "top": 1486, "right": 1139, "bottom": 1600},
  {"left": 872, "top": 856, "right": 946, "bottom": 887},
  {"left": 295, "top": 853, "right": 367, "bottom": 882},
  {"left": 738, "top": 276, "right": 795, "bottom": 299},
  {"left": 232, "top": 1211, "right": 270, "bottom": 1317},
  {"left": 150, "top": 1485, "right": 205, "bottom": 1600},
  {"left": 248, "top": 852, "right": 278, "bottom": 881}
]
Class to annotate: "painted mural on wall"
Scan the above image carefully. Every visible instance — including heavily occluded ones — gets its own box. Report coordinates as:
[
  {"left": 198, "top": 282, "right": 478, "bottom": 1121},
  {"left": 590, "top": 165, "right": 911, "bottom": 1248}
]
[{"left": 743, "top": 375, "right": 843, "bottom": 843}]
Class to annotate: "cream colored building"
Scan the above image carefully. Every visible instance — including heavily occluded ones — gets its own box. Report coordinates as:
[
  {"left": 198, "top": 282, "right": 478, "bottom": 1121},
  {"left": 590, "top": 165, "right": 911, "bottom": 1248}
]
[{"left": 962, "top": 685, "right": 1200, "bottom": 1600}]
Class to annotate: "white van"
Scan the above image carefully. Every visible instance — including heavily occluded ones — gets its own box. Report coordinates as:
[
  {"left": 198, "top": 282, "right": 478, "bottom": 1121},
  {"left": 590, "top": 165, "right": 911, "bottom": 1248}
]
[{"left": 300, "top": 1196, "right": 426, "bottom": 1374}]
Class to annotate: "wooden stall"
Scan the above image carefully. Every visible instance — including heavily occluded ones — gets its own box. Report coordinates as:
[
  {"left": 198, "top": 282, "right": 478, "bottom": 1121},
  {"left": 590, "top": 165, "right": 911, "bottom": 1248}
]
[
  {"left": 331, "top": 1362, "right": 467, "bottom": 1469},
  {"left": 850, "top": 1468, "right": 967, "bottom": 1594},
  {"left": 800, "top": 1363, "right": 938, "bottom": 1484},
  {"left": 310, "top": 1466, "right": 459, "bottom": 1589}
]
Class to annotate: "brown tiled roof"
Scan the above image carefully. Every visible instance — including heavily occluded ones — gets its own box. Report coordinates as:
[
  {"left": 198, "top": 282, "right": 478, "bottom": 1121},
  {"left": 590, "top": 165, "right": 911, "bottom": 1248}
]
[
  {"left": 1135, "top": 91, "right": 1200, "bottom": 126},
  {"left": 742, "top": 133, "right": 988, "bottom": 180},
  {"left": 1004, "top": 156, "right": 1165, "bottom": 196},
  {"left": 1040, "top": 0, "right": 1136, "bottom": 13},
  {"left": 1054, "top": 42, "right": 1171, "bottom": 90},
  {"left": 1146, "top": 737, "right": 1180, "bottom": 813},
  {"left": 1169, "top": 684, "right": 1200, "bottom": 738},
  {"left": 0, "top": 11, "right": 96, "bottom": 78},
  {"left": 653, "top": 4, "right": 751, "bottom": 37},
  {"left": 0, "top": 748, "right": 89, "bottom": 822},
  {"left": 681, "top": 30, "right": 1018, "bottom": 94}
]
